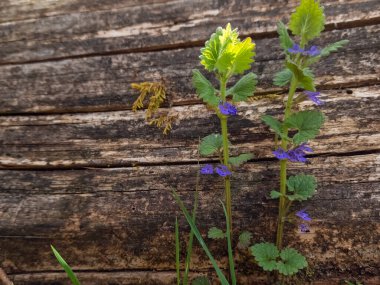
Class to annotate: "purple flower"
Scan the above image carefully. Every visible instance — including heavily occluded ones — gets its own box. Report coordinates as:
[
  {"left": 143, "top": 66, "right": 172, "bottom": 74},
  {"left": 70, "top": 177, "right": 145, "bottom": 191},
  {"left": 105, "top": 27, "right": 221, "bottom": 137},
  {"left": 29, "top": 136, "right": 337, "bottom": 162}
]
[
  {"left": 296, "top": 210, "right": 312, "bottom": 221},
  {"left": 300, "top": 224, "right": 310, "bottom": 233},
  {"left": 215, "top": 164, "right": 231, "bottom": 177},
  {"left": 273, "top": 148, "right": 289, "bottom": 160},
  {"left": 288, "top": 44, "right": 320, "bottom": 57},
  {"left": 305, "top": 45, "right": 320, "bottom": 56},
  {"left": 288, "top": 44, "right": 304, "bottom": 54},
  {"left": 200, "top": 164, "right": 214, "bottom": 175},
  {"left": 273, "top": 144, "right": 313, "bottom": 163},
  {"left": 304, "top": 91, "right": 324, "bottom": 105},
  {"left": 219, "top": 102, "right": 237, "bottom": 116}
]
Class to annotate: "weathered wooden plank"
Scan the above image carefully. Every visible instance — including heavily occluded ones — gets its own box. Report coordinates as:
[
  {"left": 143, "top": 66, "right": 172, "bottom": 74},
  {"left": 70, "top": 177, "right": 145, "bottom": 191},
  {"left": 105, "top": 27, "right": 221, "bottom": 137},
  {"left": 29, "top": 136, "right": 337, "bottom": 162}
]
[
  {"left": 0, "top": 0, "right": 379, "bottom": 63},
  {"left": 0, "top": 0, "right": 167, "bottom": 23},
  {"left": 0, "top": 24, "right": 379, "bottom": 114},
  {"left": 0, "top": 154, "right": 379, "bottom": 279},
  {"left": 0, "top": 86, "right": 379, "bottom": 168},
  {"left": 8, "top": 271, "right": 380, "bottom": 285}
]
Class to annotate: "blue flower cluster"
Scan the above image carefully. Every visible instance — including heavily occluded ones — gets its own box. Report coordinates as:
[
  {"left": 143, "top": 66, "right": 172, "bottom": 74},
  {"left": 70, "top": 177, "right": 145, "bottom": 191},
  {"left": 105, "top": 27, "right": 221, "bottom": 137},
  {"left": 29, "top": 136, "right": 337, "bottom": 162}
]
[
  {"left": 288, "top": 44, "right": 320, "bottom": 57},
  {"left": 200, "top": 164, "right": 231, "bottom": 177},
  {"left": 219, "top": 101, "right": 237, "bottom": 116},
  {"left": 273, "top": 143, "right": 313, "bottom": 163},
  {"left": 304, "top": 91, "right": 324, "bottom": 105},
  {"left": 296, "top": 210, "right": 312, "bottom": 233}
]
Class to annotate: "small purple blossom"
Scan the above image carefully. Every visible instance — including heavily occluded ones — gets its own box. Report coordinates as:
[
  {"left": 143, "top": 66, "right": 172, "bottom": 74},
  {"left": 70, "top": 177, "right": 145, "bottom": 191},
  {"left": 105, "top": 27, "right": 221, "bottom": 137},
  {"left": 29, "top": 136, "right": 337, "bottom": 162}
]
[
  {"left": 273, "top": 144, "right": 313, "bottom": 163},
  {"left": 288, "top": 44, "right": 304, "bottom": 54},
  {"left": 219, "top": 102, "right": 237, "bottom": 116},
  {"left": 296, "top": 210, "right": 312, "bottom": 221},
  {"left": 304, "top": 90, "right": 324, "bottom": 105},
  {"left": 215, "top": 164, "right": 232, "bottom": 177},
  {"left": 300, "top": 224, "right": 310, "bottom": 233},
  {"left": 273, "top": 148, "right": 289, "bottom": 160},
  {"left": 305, "top": 45, "right": 320, "bottom": 56},
  {"left": 288, "top": 44, "right": 320, "bottom": 57},
  {"left": 200, "top": 164, "right": 214, "bottom": 175}
]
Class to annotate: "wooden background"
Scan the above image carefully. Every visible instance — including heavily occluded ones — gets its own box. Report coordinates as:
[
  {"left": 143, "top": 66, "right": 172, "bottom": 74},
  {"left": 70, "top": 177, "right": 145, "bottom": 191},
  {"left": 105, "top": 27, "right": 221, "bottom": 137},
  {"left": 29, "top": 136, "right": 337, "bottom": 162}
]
[{"left": 0, "top": 0, "right": 379, "bottom": 284}]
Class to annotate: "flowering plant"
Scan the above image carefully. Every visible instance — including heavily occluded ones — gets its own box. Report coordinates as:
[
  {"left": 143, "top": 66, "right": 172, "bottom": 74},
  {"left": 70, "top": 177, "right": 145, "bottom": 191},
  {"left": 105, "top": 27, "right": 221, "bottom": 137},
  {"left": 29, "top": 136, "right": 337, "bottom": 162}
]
[
  {"left": 250, "top": 0, "right": 348, "bottom": 282},
  {"left": 173, "top": 23, "right": 257, "bottom": 285}
]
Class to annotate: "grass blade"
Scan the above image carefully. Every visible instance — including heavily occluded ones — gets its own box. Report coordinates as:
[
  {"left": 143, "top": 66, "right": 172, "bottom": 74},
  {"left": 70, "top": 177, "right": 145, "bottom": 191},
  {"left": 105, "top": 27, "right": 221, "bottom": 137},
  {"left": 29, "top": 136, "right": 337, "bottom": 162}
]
[
  {"left": 172, "top": 190, "right": 230, "bottom": 285},
  {"left": 51, "top": 245, "right": 81, "bottom": 285},
  {"left": 175, "top": 217, "right": 181, "bottom": 285},
  {"left": 221, "top": 202, "right": 237, "bottom": 285}
]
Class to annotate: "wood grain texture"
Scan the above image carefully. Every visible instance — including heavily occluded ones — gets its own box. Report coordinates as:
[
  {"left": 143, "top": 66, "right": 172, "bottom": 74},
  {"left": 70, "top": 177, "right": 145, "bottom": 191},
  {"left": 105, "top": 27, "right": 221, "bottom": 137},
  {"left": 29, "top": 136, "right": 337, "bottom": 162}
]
[
  {"left": 0, "top": 0, "right": 379, "bottom": 63},
  {"left": 0, "top": 154, "right": 379, "bottom": 281},
  {"left": 0, "top": 86, "right": 379, "bottom": 168},
  {"left": 0, "top": 24, "right": 379, "bottom": 114},
  {"left": 0, "top": 1, "right": 379, "bottom": 284}
]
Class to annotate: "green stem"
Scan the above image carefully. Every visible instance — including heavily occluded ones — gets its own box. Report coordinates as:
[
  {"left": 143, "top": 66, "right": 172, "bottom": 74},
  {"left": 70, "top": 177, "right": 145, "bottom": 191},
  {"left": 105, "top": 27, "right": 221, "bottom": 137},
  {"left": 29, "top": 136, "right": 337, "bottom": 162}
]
[
  {"left": 276, "top": 76, "right": 298, "bottom": 250},
  {"left": 220, "top": 78, "right": 235, "bottom": 283}
]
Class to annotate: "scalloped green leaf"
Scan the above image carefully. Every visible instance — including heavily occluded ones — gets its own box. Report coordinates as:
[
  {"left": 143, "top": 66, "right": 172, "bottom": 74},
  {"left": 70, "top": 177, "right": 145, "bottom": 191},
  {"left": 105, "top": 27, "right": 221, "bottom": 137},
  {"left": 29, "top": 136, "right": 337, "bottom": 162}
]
[
  {"left": 238, "top": 231, "right": 252, "bottom": 248},
  {"left": 228, "top": 153, "right": 253, "bottom": 167},
  {"left": 261, "top": 115, "right": 288, "bottom": 140},
  {"left": 199, "top": 134, "right": 223, "bottom": 156},
  {"left": 192, "top": 69, "right": 219, "bottom": 107},
  {"left": 270, "top": 190, "right": 282, "bottom": 199},
  {"left": 200, "top": 23, "right": 255, "bottom": 76},
  {"left": 286, "top": 61, "right": 315, "bottom": 91},
  {"left": 227, "top": 72, "right": 257, "bottom": 102},
  {"left": 321, "top": 40, "right": 349, "bottom": 57},
  {"left": 250, "top": 242, "right": 279, "bottom": 271},
  {"left": 273, "top": 68, "right": 292, "bottom": 87},
  {"left": 208, "top": 227, "right": 226, "bottom": 240},
  {"left": 277, "top": 248, "right": 308, "bottom": 276},
  {"left": 277, "top": 21, "right": 294, "bottom": 51},
  {"left": 289, "top": 0, "right": 325, "bottom": 43},
  {"left": 287, "top": 174, "right": 317, "bottom": 201},
  {"left": 284, "top": 110, "right": 325, "bottom": 145}
]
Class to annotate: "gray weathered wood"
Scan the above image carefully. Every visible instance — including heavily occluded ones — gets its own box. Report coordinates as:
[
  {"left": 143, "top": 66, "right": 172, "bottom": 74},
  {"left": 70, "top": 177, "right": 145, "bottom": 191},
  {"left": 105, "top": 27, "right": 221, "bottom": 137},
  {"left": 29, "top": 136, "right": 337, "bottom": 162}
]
[
  {"left": 0, "top": 86, "right": 379, "bottom": 168},
  {"left": 0, "top": 0, "right": 379, "bottom": 63},
  {"left": 0, "top": 25, "right": 379, "bottom": 114},
  {"left": 0, "top": 154, "right": 379, "bottom": 280}
]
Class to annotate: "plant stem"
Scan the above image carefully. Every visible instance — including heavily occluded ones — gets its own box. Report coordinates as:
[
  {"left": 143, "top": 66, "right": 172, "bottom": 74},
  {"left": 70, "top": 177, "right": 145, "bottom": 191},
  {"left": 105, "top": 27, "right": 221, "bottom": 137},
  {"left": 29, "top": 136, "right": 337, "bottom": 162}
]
[
  {"left": 275, "top": 76, "right": 298, "bottom": 250},
  {"left": 219, "top": 78, "right": 233, "bottom": 235}
]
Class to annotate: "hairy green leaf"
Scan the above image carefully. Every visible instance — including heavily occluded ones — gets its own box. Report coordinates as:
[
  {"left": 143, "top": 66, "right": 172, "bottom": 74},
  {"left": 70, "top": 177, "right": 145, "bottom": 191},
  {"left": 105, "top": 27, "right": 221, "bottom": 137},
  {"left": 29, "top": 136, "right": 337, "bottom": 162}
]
[
  {"left": 208, "top": 227, "right": 225, "bottom": 239},
  {"left": 232, "top": 37, "right": 256, "bottom": 75},
  {"left": 284, "top": 110, "right": 325, "bottom": 145},
  {"left": 227, "top": 72, "right": 257, "bottom": 102},
  {"left": 320, "top": 40, "right": 349, "bottom": 57},
  {"left": 228, "top": 153, "right": 254, "bottom": 167},
  {"left": 286, "top": 61, "right": 315, "bottom": 91},
  {"left": 192, "top": 276, "right": 211, "bottom": 285},
  {"left": 250, "top": 242, "right": 279, "bottom": 271},
  {"left": 277, "top": 21, "right": 294, "bottom": 50},
  {"left": 199, "top": 134, "right": 223, "bottom": 156},
  {"left": 289, "top": 0, "right": 325, "bottom": 43},
  {"left": 270, "top": 190, "right": 282, "bottom": 199},
  {"left": 238, "top": 231, "right": 252, "bottom": 248},
  {"left": 200, "top": 23, "right": 255, "bottom": 76},
  {"left": 287, "top": 174, "right": 317, "bottom": 201},
  {"left": 273, "top": 68, "right": 292, "bottom": 87},
  {"left": 277, "top": 248, "right": 308, "bottom": 276},
  {"left": 261, "top": 115, "right": 287, "bottom": 139},
  {"left": 200, "top": 27, "right": 224, "bottom": 72},
  {"left": 51, "top": 245, "right": 81, "bottom": 285},
  {"left": 192, "top": 69, "right": 219, "bottom": 107},
  {"left": 172, "top": 190, "right": 230, "bottom": 285}
]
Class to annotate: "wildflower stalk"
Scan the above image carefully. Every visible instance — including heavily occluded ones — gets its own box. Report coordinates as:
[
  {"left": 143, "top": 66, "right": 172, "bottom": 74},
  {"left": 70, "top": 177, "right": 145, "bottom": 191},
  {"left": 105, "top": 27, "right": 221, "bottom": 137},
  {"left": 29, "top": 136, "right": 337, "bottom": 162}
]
[
  {"left": 219, "top": 77, "right": 233, "bottom": 235},
  {"left": 276, "top": 76, "right": 298, "bottom": 250}
]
